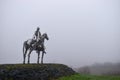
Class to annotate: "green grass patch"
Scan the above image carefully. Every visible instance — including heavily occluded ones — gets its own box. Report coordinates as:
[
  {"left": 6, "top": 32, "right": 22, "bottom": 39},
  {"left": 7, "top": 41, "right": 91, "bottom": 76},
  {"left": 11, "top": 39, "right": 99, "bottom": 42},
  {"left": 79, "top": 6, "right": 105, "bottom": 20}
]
[{"left": 56, "top": 74, "right": 120, "bottom": 80}]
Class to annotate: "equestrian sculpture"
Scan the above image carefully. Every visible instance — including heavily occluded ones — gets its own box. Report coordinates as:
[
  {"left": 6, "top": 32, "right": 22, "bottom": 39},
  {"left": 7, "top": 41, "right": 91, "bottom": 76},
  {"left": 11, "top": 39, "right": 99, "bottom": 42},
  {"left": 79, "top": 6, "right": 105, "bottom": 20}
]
[{"left": 23, "top": 27, "right": 49, "bottom": 64}]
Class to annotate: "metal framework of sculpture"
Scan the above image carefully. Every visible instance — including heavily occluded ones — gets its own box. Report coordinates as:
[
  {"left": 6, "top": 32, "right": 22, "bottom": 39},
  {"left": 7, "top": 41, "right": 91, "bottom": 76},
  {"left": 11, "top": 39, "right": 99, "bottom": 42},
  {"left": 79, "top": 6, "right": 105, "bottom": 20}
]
[{"left": 23, "top": 28, "right": 49, "bottom": 64}]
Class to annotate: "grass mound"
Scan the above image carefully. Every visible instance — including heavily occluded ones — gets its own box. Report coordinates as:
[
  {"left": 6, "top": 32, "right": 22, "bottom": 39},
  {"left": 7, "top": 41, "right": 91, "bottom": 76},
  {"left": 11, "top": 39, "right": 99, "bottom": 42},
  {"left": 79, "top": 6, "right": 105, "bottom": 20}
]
[{"left": 0, "top": 63, "right": 75, "bottom": 80}]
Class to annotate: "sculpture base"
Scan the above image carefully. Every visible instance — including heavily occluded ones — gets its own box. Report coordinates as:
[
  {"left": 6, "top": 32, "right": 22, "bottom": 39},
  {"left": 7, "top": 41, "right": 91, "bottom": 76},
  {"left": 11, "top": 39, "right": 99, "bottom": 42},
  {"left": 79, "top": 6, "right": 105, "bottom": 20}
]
[{"left": 0, "top": 63, "right": 76, "bottom": 80}]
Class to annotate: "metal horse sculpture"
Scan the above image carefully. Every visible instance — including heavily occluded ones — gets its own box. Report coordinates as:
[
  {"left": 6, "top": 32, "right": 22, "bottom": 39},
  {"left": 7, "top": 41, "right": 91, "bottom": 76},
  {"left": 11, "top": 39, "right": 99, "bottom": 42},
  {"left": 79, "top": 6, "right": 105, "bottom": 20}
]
[{"left": 23, "top": 33, "right": 49, "bottom": 64}]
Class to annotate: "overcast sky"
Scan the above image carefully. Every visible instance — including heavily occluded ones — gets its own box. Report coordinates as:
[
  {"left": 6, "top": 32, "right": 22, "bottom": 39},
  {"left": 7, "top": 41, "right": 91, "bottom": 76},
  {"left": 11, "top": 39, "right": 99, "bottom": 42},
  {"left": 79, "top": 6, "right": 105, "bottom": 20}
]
[{"left": 0, "top": 0, "right": 120, "bottom": 67}]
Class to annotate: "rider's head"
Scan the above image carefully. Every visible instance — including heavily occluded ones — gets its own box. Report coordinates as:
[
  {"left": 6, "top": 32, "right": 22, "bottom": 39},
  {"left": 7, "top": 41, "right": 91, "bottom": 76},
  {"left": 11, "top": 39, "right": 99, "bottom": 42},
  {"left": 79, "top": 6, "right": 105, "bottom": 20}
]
[{"left": 37, "top": 27, "right": 40, "bottom": 31}]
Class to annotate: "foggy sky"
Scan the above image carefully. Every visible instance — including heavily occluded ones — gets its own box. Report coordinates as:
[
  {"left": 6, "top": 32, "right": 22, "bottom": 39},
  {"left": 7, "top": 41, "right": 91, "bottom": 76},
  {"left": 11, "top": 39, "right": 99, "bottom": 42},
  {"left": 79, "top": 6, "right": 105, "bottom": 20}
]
[{"left": 0, "top": 0, "right": 120, "bottom": 67}]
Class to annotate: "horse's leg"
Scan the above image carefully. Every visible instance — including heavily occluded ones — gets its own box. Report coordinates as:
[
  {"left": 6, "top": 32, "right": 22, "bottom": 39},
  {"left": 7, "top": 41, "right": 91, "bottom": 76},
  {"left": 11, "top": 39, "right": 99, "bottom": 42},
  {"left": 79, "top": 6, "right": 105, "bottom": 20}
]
[
  {"left": 37, "top": 51, "right": 40, "bottom": 64},
  {"left": 28, "top": 50, "right": 32, "bottom": 64},
  {"left": 41, "top": 51, "right": 44, "bottom": 64}
]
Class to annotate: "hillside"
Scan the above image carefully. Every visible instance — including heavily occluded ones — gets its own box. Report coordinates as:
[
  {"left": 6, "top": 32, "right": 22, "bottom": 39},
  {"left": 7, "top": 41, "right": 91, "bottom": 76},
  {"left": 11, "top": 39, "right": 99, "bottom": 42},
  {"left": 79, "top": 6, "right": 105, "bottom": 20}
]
[
  {"left": 74, "top": 63, "right": 120, "bottom": 75},
  {"left": 56, "top": 74, "right": 120, "bottom": 80},
  {"left": 0, "top": 63, "right": 75, "bottom": 80}
]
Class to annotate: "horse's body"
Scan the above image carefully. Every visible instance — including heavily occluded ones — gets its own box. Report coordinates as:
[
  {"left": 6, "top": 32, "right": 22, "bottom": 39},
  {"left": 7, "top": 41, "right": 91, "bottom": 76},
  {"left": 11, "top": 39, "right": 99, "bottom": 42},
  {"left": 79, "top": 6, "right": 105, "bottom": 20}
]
[{"left": 23, "top": 33, "right": 49, "bottom": 64}]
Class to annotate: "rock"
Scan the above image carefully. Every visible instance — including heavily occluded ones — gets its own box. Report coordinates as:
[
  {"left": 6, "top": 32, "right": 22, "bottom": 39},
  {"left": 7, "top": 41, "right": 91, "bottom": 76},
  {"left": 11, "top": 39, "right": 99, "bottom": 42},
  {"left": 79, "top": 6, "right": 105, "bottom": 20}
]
[{"left": 0, "top": 64, "right": 76, "bottom": 80}]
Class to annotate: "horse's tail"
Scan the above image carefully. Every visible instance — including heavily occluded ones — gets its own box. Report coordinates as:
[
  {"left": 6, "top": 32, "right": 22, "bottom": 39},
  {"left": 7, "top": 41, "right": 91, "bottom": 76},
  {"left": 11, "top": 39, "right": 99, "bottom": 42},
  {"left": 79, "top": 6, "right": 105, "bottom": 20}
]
[
  {"left": 23, "top": 41, "right": 26, "bottom": 56},
  {"left": 23, "top": 41, "right": 27, "bottom": 64}
]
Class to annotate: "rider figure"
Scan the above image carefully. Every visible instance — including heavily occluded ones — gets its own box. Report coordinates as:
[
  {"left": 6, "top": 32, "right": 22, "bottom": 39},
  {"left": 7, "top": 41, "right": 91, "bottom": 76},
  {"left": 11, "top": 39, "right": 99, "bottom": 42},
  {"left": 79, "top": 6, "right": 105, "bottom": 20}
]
[
  {"left": 32, "top": 27, "right": 46, "bottom": 53},
  {"left": 33, "top": 27, "right": 41, "bottom": 41}
]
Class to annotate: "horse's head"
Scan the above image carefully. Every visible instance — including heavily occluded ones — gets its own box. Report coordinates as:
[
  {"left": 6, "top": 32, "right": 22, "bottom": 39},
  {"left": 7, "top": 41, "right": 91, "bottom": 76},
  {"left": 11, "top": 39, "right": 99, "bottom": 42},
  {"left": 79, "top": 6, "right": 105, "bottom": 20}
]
[{"left": 43, "top": 33, "right": 49, "bottom": 40}]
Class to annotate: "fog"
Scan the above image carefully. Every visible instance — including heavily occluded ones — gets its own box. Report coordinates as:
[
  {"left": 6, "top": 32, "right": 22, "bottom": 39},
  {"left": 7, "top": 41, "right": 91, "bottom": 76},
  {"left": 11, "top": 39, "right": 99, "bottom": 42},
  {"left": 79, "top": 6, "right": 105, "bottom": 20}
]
[{"left": 0, "top": 0, "right": 120, "bottom": 67}]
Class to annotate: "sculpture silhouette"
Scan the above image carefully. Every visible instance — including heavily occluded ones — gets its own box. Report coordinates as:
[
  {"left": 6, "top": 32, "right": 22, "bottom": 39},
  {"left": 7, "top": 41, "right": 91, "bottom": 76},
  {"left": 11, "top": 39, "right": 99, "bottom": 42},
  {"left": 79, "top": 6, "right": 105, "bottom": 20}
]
[{"left": 23, "top": 33, "right": 49, "bottom": 64}]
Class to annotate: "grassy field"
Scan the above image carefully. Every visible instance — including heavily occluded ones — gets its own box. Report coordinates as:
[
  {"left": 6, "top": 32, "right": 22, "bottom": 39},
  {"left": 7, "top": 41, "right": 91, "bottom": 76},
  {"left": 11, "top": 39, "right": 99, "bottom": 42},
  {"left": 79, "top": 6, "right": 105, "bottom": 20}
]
[{"left": 56, "top": 74, "right": 120, "bottom": 80}]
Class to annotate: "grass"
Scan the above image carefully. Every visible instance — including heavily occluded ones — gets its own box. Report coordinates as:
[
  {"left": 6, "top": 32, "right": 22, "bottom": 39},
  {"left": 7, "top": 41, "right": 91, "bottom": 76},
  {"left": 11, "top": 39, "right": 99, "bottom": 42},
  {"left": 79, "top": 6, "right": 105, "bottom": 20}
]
[
  {"left": 55, "top": 74, "right": 120, "bottom": 80},
  {"left": 0, "top": 63, "right": 67, "bottom": 69}
]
